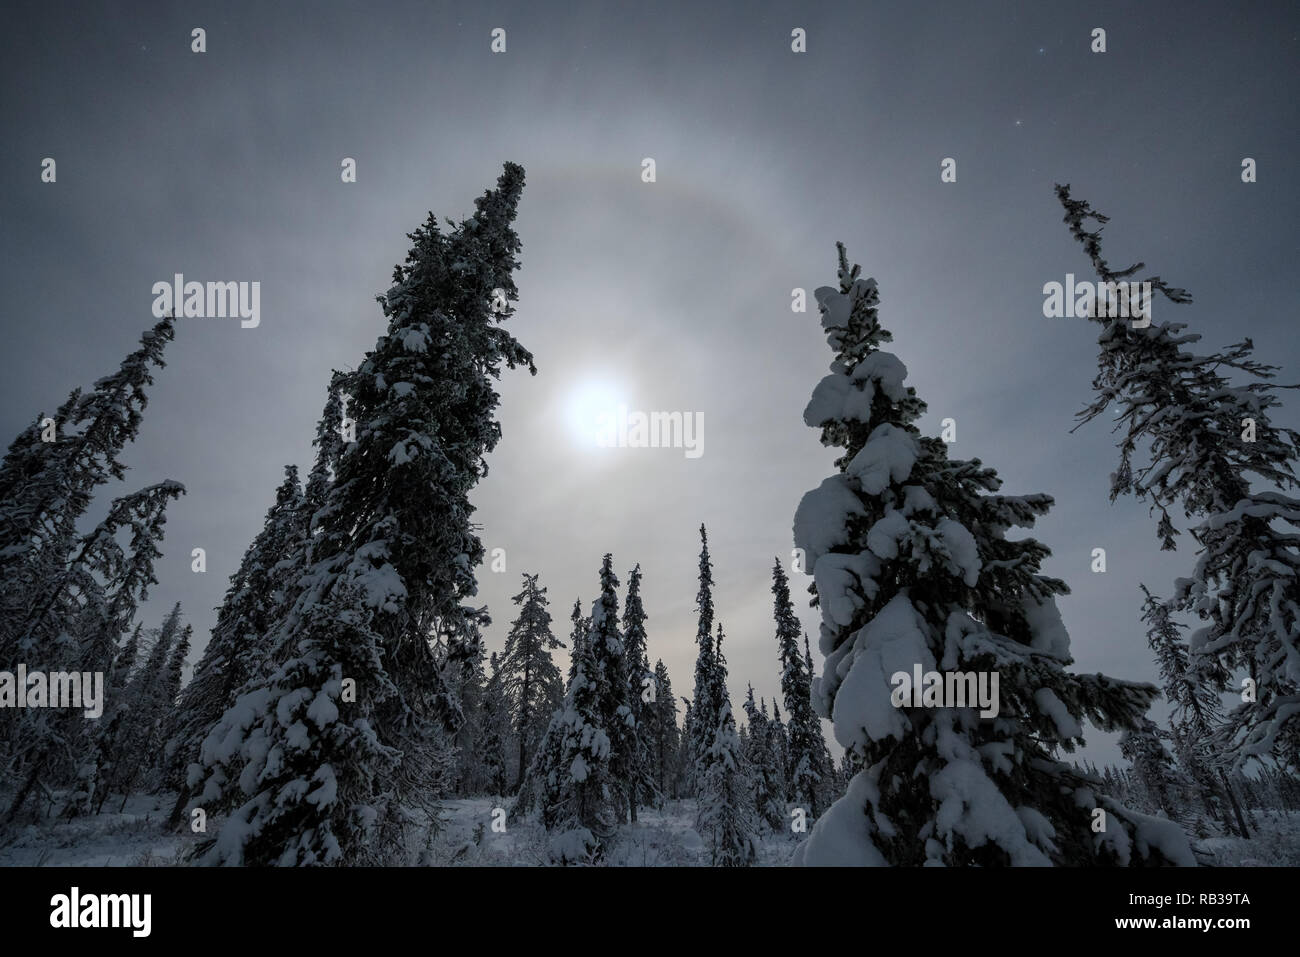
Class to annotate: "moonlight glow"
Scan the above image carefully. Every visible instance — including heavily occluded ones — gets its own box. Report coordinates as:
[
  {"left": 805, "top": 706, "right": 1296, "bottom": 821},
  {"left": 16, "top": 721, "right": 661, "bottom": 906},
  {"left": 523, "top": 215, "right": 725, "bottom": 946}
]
[{"left": 564, "top": 380, "right": 624, "bottom": 450}]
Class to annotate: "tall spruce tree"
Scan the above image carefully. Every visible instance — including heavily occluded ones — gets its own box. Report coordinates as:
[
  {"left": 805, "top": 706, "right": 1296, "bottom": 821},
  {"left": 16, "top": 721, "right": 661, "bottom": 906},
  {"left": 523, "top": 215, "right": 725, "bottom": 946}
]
[
  {"left": 586, "top": 555, "right": 632, "bottom": 824},
  {"left": 164, "top": 465, "right": 304, "bottom": 801},
  {"left": 696, "top": 625, "right": 757, "bottom": 866},
  {"left": 96, "top": 604, "right": 186, "bottom": 812},
  {"left": 500, "top": 573, "right": 563, "bottom": 792},
  {"left": 767, "top": 699, "right": 791, "bottom": 802},
  {"left": 481, "top": 652, "right": 511, "bottom": 796},
  {"left": 1140, "top": 585, "right": 1250, "bottom": 836},
  {"left": 649, "top": 659, "right": 680, "bottom": 804},
  {"left": 621, "top": 563, "right": 657, "bottom": 819},
  {"left": 0, "top": 315, "right": 177, "bottom": 662},
  {"left": 513, "top": 598, "right": 587, "bottom": 826},
  {"left": 547, "top": 586, "right": 618, "bottom": 862},
  {"left": 803, "top": 634, "right": 837, "bottom": 812},
  {"left": 1056, "top": 185, "right": 1300, "bottom": 773},
  {"left": 5, "top": 480, "right": 183, "bottom": 820},
  {"left": 743, "top": 685, "right": 786, "bottom": 831},
  {"left": 451, "top": 640, "right": 489, "bottom": 794},
  {"left": 771, "top": 560, "right": 827, "bottom": 815},
  {"left": 1118, "top": 717, "right": 1188, "bottom": 822},
  {"left": 193, "top": 163, "right": 535, "bottom": 865},
  {"left": 791, "top": 244, "right": 1194, "bottom": 866},
  {"left": 690, "top": 526, "right": 717, "bottom": 773},
  {"left": 1, "top": 316, "right": 183, "bottom": 820},
  {"left": 168, "top": 379, "right": 344, "bottom": 822},
  {"left": 680, "top": 697, "right": 697, "bottom": 797}
]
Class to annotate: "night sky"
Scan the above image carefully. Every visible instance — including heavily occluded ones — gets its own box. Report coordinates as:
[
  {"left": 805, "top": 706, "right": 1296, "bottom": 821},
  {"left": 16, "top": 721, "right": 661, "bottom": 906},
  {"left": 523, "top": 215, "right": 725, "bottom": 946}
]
[{"left": 3, "top": 0, "right": 1297, "bottom": 764}]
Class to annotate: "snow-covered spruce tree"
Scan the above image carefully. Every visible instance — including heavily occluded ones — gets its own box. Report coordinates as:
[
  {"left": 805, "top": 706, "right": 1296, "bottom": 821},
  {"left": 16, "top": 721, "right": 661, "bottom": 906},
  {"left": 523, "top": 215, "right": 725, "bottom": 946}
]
[
  {"left": 93, "top": 604, "right": 186, "bottom": 813},
  {"left": 163, "top": 465, "right": 304, "bottom": 800},
  {"left": 0, "top": 316, "right": 182, "bottom": 814},
  {"left": 690, "top": 525, "right": 718, "bottom": 775},
  {"left": 621, "top": 563, "right": 657, "bottom": 819},
  {"left": 152, "top": 622, "right": 192, "bottom": 781},
  {"left": 767, "top": 699, "right": 791, "bottom": 802},
  {"left": 256, "top": 374, "right": 348, "bottom": 673},
  {"left": 547, "top": 589, "right": 618, "bottom": 863},
  {"left": 697, "top": 626, "right": 758, "bottom": 866},
  {"left": 1056, "top": 185, "right": 1300, "bottom": 773},
  {"left": 802, "top": 634, "right": 837, "bottom": 812},
  {"left": 1140, "top": 585, "right": 1249, "bottom": 837},
  {"left": 481, "top": 652, "right": 512, "bottom": 797},
  {"left": 193, "top": 163, "right": 535, "bottom": 866},
  {"left": 649, "top": 659, "right": 680, "bottom": 803},
  {"left": 66, "top": 605, "right": 142, "bottom": 817},
  {"left": 0, "top": 315, "right": 176, "bottom": 663},
  {"left": 168, "top": 381, "right": 344, "bottom": 822},
  {"left": 770, "top": 560, "right": 828, "bottom": 814},
  {"left": 587, "top": 555, "right": 633, "bottom": 825},
  {"left": 565, "top": 600, "right": 589, "bottom": 685},
  {"left": 512, "top": 599, "right": 585, "bottom": 825},
  {"left": 1118, "top": 717, "right": 1189, "bottom": 822},
  {"left": 742, "top": 685, "right": 786, "bottom": 831},
  {"left": 679, "top": 698, "right": 696, "bottom": 797},
  {"left": 451, "top": 639, "right": 489, "bottom": 794},
  {"left": 5, "top": 480, "right": 183, "bottom": 821},
  {"left": 500, "top": 572, "right": 564, "bottom": 792},
  {"left": 791, "top": 244, "right": 1194, "bottom": 866}
]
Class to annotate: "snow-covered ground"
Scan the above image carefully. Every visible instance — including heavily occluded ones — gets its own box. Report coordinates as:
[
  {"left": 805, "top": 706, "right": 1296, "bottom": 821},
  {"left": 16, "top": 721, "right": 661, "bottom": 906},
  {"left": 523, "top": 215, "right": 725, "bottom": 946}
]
[
  {"left": 0, "top": 794, "right": 804, "bottom": 866},
  {"left": 0, "top": 793, "right": 190, "bottom": 866},
  {"left": 417, "top": 798, "right": 800, "bottom": 866},
  {"left": 1192, "top": 810, "right": 1300, "bottom": 867},
  {"left": 1, "top": 795, "right": 1294, "bottom": 866}
]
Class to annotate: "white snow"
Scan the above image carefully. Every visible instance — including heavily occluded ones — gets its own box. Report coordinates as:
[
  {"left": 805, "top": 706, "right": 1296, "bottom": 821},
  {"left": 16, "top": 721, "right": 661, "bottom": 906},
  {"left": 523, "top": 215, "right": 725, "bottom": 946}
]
[
  {"left": 792, "top": 769, "right": 888, "bottom": 866},
  {"left": 1021, "top": 595, "right": 1072, "bottom": 658},
  {"left": 866, "top": 510, "right": 911, "bottom": 561},
  {"left": 812, "top": 552, "right": 881, "bottom": 626},
  {"left": 935, "top": 518, "right": 981, "bottom": 587},
  {"left": 846, "top": 423, "right": 919, "bottom": 495},
  {"left": 850, "top": 351, "right": 909, "bottom": 401},
  {"left": 1033, "top": 687, "right": 1082, "bottom": 739},
  {"left": 793, "top": 475, "right": 866, "bottom": 567},
  {"left": 804, "top": 372, "right": 872, "bottom": 427},
  {"left": 829, "top": 594, "right": 933, "bottom": 749}
]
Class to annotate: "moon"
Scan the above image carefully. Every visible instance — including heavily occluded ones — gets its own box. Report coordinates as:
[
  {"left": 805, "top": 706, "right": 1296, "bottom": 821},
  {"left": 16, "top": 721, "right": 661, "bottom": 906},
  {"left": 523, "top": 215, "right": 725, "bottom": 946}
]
[{"left": 564, "top": 380, "right": 624, "bottom": 450}]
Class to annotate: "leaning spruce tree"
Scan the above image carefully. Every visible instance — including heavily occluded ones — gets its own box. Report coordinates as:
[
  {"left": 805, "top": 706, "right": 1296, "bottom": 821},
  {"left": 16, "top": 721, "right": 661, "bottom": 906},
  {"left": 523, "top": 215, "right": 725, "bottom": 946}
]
[
  {"left": 1055, "top": 185, "right": 1300, "bottom": 773},
  {"left": 1, "top": 316, "right": 183, "bottom": 820},
  {"left": 791, "top": 244, "right": 1194, "bottom": 866},
  {"left": 169, "top": 379, "right": 345, "bottom": 821},
  {"left": 1139, "top": 585, "right": 1250, "bottom": 837},
  {"left": 164, "top": 464, "right": 304, "bottom": 801},
  {"left": 193, "top": 164, "right": 535, "bottom": 866}
]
